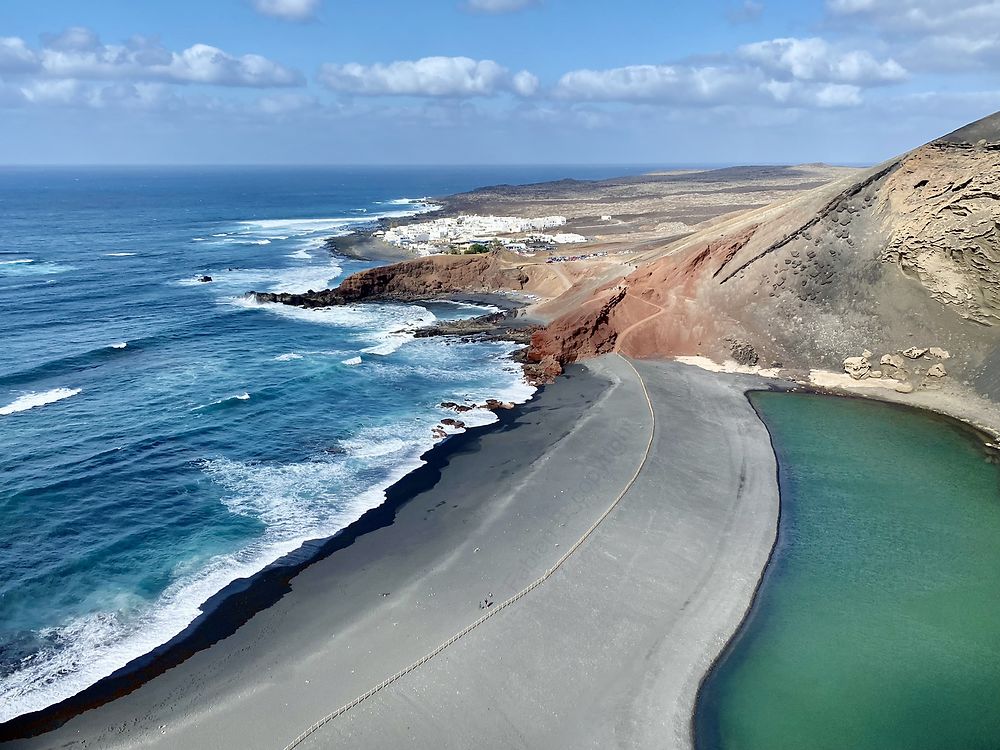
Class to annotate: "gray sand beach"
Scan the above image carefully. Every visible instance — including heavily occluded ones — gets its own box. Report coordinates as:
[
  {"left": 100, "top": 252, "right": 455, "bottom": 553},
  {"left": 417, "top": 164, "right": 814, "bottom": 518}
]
[{"left": 8, "top": 358, "right": 778, "bottom": 750}]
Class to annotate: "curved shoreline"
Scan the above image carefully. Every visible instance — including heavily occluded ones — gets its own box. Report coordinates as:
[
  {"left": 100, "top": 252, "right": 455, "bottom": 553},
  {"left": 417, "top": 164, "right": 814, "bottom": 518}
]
[
  {"left": 688, "top": 387, "right": 787, "bottom": 749},
  {"left": 5, "top": 357, "right": 780, "bottom": 750},
  {"left": 13, "top": 355, "right": 990, "bottom": 748},
  {"left": 689, "top": 382, "right": 1000, "bottom": 749},
  {"left": 0, "top": 388, "right": 537, "bottom": 741},
  {"left": 282, "top": 354, "right": 657, "bottom": 749}
]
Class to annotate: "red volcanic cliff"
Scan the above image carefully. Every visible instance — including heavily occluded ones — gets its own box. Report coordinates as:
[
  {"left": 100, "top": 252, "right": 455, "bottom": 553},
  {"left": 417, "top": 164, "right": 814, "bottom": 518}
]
[
  {"left": 527, "top": 226, "right": 759, "bottom": 365},
  {"left": 253, "top": 252, "right": 533, "bottom": 307},
  {"left": 534, "top": 111, "right": 1000, "bottom": 388},
  {"left": 253, "top": 112, "right": 1000, "bottom": 395}
]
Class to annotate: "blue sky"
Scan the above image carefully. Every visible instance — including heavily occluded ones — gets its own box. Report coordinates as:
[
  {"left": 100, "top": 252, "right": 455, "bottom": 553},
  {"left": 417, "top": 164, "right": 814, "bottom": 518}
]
[{"left": 1, "top": 0, "right": 997, "bottom": 164}]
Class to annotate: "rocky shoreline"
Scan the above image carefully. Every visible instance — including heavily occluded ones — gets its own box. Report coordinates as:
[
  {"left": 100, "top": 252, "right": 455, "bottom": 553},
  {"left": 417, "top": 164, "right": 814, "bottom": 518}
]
[{"left": 249, "top": 250, "right": 566, "bottom": 383}]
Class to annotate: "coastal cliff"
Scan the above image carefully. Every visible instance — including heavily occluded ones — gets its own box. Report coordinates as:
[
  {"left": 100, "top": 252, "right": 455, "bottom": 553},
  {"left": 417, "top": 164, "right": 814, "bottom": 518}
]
[
  {"left": 254, "top": 112, "right": 1000, "bottom": 399},
  {"left": 527, "top": 111, "right": 1000, "bottom": 397},
  {"left": 253, "top": 252, "right": 531, "bottom": 307}
]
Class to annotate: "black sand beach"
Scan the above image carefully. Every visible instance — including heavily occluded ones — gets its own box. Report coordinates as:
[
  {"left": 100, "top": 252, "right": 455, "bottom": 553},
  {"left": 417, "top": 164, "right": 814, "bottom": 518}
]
[{"left": 4, "top": 358, "right": 780, "bottom": 750}]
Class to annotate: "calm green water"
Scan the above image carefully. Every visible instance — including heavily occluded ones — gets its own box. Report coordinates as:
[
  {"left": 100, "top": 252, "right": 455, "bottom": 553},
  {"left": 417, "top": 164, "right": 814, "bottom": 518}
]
[{"left": 695, "top": 392, "right": 1000, "bottom": 750}]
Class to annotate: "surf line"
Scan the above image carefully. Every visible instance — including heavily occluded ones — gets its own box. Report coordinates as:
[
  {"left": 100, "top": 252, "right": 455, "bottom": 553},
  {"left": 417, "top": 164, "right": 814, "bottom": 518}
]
[{"left": 280, "top": 354, "right": 657, "bottom": 750}]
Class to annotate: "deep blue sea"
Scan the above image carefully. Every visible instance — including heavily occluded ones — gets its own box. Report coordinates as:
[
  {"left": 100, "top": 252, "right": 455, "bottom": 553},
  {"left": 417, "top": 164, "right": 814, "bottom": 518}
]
[{"left": 0, "top": 165, "right": 654, "bottom": 722}]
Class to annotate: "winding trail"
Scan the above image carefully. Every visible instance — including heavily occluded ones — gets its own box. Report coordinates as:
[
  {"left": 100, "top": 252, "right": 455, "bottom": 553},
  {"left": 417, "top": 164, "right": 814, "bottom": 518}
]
[{"left": 614, "top": 294, "right": 670, "bottom": 354}]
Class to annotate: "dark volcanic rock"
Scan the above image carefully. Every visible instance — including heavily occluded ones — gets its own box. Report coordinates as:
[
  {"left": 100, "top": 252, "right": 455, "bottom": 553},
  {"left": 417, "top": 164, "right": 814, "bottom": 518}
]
[
  {"left": 414, "top": 312, "right": 540, "bottom": 345},
  {"left": 440, "top": 402, "right": 475, "bottom": 413},
  {"left": 729, "top": 340, "right": 760, "bottom": 367}
]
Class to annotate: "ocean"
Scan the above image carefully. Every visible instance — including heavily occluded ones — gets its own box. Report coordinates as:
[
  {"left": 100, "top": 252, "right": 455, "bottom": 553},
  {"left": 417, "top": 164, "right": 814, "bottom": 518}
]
[{"left": 0, "top": 164, "right": 650, "bottom": 724}]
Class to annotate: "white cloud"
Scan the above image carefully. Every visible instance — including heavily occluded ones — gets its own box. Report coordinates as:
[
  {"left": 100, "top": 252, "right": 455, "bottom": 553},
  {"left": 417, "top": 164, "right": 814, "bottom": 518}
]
[
  {"left": 41, "top": 27, "right": 103, "bottom": 53},
  {"left": 16, "top": 78, "right": 185, "bottom": 111},
  {"left": 826, "top": 0, "right": 1000, "bottom": 69},
  {"left": 762, "top": 80, "right": 863, "bottom": 108},
  {"left": 553, "top": 63, "right": 867, "bottom": 109},
  {"left": 318, "top": 56, "right": 536, "bottom": 97},
  {"left": 554, "top": 65, "right": 746, "bottom": 104},
  {"left": 0, "top": 37, "right": 38, "bottom": 73},
  {"left": 465, "top": 0, "right": 540, "bottom": 13},
  {"left": 20, "top": 78, "right": 84, "bottom": 106},
  {"left": 739, "top": 37, "right": 905, "bottom": 84},
  {"left": 167, "top": 44, "right": 302, "bottom": 86},
  {"left": 552, "top": 38, "right": 903, "bottom": 109},
  {"left": 251, "top": 0, "right": 321, "bottom": 21},
  {"left": 3, "top": 29, "right": 303, "bottom": 88},
  {"left": 827, "top": 0, "right": 1000, "bottom": 30},
  {"left": 512, "top": 70, "right": 540, "bottom": 96}
]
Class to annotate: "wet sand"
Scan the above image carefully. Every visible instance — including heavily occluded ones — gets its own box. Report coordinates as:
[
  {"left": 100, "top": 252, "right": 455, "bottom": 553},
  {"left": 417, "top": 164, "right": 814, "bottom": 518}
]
[{"left": 5, "top": 358, "right": 778, "bottom": 750}]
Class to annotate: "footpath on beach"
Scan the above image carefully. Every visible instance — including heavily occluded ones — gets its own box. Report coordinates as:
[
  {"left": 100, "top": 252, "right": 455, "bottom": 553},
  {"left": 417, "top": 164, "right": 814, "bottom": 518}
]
[
  {"left": 9, "top": 357, "right": 779, "bottom": 750},
  {"left": 282, "top": 355, "right": 658, "bottom": 750},
  {"left": 286, "top": 357, "right": 779, "bottom": 750}
]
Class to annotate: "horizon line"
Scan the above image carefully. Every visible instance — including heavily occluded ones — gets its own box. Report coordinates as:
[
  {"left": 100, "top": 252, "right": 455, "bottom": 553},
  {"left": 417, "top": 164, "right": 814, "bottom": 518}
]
[{"left": 0, "top": 161, "right": 871, "bottom": 169}]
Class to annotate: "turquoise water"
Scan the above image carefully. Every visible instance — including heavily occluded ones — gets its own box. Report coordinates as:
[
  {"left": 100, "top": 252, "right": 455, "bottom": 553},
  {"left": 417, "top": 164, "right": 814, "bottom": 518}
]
[{"left": 696, "top": 392, "right": 1000, "bottom": 750}]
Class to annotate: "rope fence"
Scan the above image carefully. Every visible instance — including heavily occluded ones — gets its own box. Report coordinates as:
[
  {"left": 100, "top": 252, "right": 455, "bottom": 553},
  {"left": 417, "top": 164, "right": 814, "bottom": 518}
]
[{"left": 281, "top": 355, "right": 656, "bottom": 750}]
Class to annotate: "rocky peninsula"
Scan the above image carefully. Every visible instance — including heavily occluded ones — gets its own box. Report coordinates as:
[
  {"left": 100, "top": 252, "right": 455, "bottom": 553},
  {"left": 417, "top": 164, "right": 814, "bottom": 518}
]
[{"left": 253, "top": 111, "right": 1000, "bottom": 436}]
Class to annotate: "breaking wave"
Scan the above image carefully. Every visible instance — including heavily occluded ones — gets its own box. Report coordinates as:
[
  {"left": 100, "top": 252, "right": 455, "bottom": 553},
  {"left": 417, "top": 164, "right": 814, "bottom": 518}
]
[{"left": 0, "top": 388, "right": 81, "bottom": 416}]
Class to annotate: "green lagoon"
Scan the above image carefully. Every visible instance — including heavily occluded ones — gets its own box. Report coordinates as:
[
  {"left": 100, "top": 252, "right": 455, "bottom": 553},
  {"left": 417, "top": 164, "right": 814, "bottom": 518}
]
[{"left": 696, "top": 392, "right": 1000, "bottom": 750}]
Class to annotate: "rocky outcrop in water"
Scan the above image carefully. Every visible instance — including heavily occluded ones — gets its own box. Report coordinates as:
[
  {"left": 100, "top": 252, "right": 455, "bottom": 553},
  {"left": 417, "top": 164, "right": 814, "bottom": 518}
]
[{"left": 414, "top": 312, "right": 540, "bottom": 346}]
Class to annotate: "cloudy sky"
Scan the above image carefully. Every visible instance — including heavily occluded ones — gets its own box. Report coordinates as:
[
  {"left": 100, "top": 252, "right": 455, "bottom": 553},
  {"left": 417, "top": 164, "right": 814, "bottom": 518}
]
[{"left": 1, "top": 0, "right": 997, "bottom": 165}]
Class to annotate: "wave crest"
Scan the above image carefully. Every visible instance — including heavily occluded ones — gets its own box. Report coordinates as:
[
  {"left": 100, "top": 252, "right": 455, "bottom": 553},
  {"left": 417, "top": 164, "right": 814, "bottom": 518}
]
[{"left": 0, "top": 388, "right": 81, "bottom": 416}]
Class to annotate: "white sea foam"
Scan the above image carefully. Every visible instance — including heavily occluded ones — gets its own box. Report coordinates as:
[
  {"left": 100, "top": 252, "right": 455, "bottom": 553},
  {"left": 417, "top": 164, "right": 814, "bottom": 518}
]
[
  {"left": 230, "top": 297, "right": 435, "bottom": 343},
  {"left": 361, "top": 341, "right": 403, "bottom": 356},
  {"left": 194, "top": 392, "right": 252, "bottom": 410},
  {"left": 178, "top": 260, "right": 342, "bottom": 296},
  {"left": 377, "top": 198, "right": 440, "bottom": 215},
  {"left": 0, "top": 387, "right": 81, "bottom": 416},
  {"left": 237, "top": 217, "right": 360, "bottom": 238},
  {"left": 104, "top": 252, "right": 137, "bottom": 257},
  {"left": 341, "top": 356, "right": 363, "bottom": 366},
  {"left": 0, "top": 199, "right": 537, "bottom": 724},
  {"left": 0, "top": 260, "right": 73, "bottom": 276},
  {"left": 359, "top": 307, "right": 436, "bottom": 356},
  {"left": 0, "top": 343, "right": 538, "bottom": 722},
  {"left": 286, "top": 248, "right": 313, "bottom": 260},
  {"left": 267, "top": 263, "right": 342, "bottom": 294},
  {"left": 110, "top": 342, "right": 128, "bottom": 349},
  {"left": 230, "top": 201, "right": 437, "bottom": 243},
  {"left": 0, "top": 469, "right": 395, "bottom": 723}
]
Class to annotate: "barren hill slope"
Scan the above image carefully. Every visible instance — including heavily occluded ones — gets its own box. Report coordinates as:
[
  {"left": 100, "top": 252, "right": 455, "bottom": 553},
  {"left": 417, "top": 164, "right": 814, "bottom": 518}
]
[{"left": 530, "top": 111, "right": 1000, "bottom": 397}]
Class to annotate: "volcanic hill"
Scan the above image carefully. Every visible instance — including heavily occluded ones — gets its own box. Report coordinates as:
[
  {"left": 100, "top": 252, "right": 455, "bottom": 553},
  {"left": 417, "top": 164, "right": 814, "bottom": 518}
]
[{"left": 257, "top": 111, "right": 1000, "bottom": 398}]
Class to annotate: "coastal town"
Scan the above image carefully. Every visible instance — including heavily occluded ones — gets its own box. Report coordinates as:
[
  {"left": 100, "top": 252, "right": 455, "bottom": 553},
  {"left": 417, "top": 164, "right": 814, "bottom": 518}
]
[{"left": 375, "top": 214, "right": 588, "bottom": 256}]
